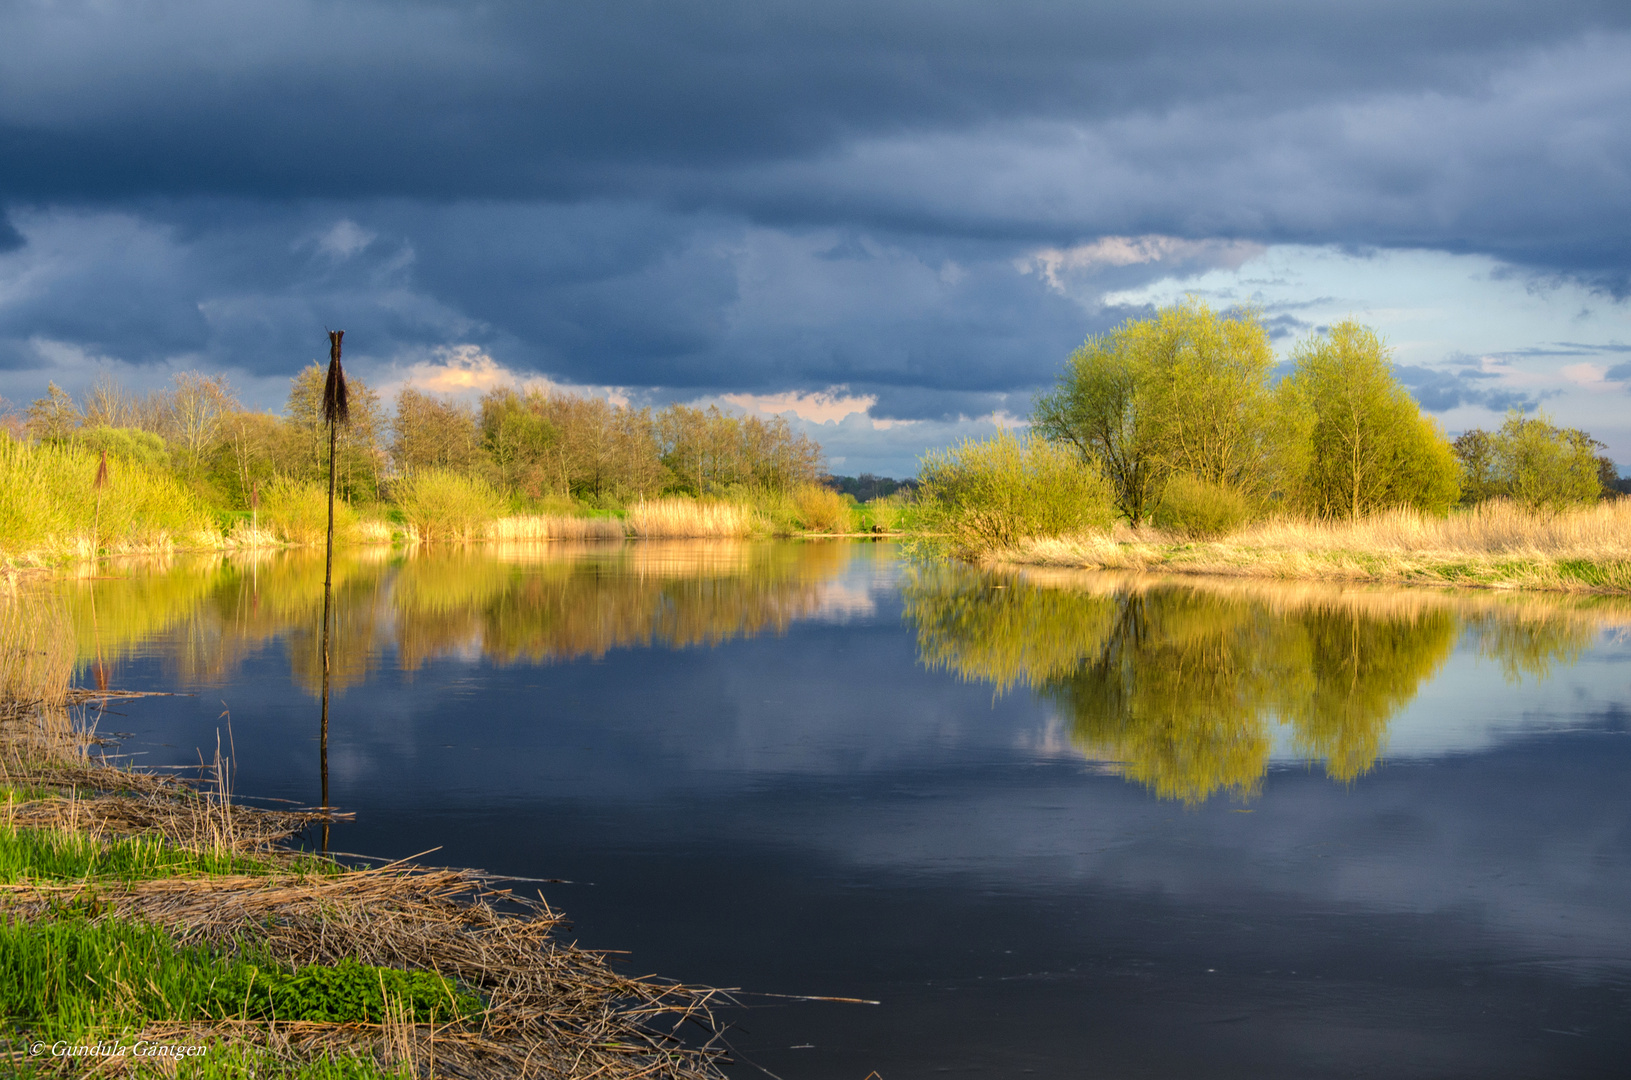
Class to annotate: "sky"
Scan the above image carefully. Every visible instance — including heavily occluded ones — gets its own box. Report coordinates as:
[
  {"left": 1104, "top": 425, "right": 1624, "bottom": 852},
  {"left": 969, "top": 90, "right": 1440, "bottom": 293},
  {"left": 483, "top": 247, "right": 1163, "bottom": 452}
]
[{"left": 1, "top": 1, "right": 1628, "bottom": 477}]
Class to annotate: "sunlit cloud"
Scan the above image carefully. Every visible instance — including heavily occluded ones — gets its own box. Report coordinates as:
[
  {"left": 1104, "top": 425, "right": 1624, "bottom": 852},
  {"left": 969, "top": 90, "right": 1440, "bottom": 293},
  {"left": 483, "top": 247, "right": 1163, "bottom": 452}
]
[{"left": 1017, "top": 235, "right": 1265, "bottom": 294}]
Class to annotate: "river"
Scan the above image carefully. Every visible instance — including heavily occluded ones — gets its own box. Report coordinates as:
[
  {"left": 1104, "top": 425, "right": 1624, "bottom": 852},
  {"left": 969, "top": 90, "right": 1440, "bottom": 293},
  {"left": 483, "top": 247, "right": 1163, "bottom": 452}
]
[{"left": 59, "top": 539, "right": 1631, "bottom": 1078}]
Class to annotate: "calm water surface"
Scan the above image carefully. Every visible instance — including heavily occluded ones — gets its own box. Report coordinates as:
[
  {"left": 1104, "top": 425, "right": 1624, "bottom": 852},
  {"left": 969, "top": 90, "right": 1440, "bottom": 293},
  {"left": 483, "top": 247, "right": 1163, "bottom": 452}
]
[{"left": 63, "top": 541, "right": 1631, "bottom": 1078}]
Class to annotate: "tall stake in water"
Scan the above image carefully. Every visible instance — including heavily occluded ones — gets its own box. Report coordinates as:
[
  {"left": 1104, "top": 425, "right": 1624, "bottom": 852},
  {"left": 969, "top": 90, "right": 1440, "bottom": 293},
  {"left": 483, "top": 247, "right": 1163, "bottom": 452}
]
[
  {"left": 320, "top": 329, "right": 348, "bottom": 851},
  {"left": 92, "top": 449, "right": 108, "bottom": 554}
]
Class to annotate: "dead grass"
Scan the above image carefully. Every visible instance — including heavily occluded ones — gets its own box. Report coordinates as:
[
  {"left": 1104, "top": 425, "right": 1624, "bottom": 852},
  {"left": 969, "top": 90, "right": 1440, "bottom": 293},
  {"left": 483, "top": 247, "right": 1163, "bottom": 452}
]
[
  {"left": 625, "top": 499, "right": 760, "bottom": 539},
  {"left": 489, "top": 515, "right": 627, "bottom": 541},
  {"left": 999, "top": 499, "right": 1631, "bottom": 592}
]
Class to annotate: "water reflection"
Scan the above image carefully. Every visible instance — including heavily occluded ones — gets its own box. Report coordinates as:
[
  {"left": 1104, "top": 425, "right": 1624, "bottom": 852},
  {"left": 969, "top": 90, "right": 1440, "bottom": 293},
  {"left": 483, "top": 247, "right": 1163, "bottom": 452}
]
[
  {"left": 904, "top": 564, "right": 1628, "bottom": 802},
  {"left": 59, "top": 540, "right": 861, "bottom": 693}
]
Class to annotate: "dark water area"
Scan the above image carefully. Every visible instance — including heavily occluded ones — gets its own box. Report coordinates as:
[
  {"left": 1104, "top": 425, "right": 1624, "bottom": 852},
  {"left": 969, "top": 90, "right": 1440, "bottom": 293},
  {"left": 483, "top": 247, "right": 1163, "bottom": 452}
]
[{"left": 62, "top": 541, "right": 1631, "bottom": 1078}]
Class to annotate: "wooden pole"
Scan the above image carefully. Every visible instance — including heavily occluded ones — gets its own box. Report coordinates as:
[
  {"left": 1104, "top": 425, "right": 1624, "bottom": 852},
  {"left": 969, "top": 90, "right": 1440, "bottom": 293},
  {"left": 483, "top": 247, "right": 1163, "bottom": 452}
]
[{"left": 319, "top": 329, "right": 347, "bottom": 852}]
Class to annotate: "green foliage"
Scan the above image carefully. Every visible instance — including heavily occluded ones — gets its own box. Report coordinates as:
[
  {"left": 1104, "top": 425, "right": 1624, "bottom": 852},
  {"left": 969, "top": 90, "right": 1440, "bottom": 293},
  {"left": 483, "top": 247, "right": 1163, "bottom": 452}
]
[
  {"left": 209, "top": 957, "right": 477, "bottom": 1024},
  {"left": 1151, "top": 474, "right": 1252, "bottom": 538},
  {"left": 1033, "top": 299, "right": 1300, "bottom": 523},
  {"left": 1452, "top": 411, "right": 1603, "bottom": 512},
  {"left": 0, "top": 434, "right": 216, "bottom": 556},
  {"left": 0, "top": 824, "right": 327, "bottom": 883},
  {"left": 70, "top": 426, "right": 171, "bottom": 471},
  {"left": 259, "top": 478, "right": 361, "bottom": 547},
  {"left": 284, "top": 365, "right": 386, "bottom": 503},
  {"left": 1287, "top": 321, "right": 1459, "bottom": 518},
  {"left": 0, "top": 917, "right": 475, "bottom": 1033},
  {"left": 480, "top": 388, "right": 559, "bottom": 496},
  {"left": 395, "top": 468, "right": 506, "bottom": 543},
  {"left": 917, "top": 431, "right": 1116, "bottom": 558}
]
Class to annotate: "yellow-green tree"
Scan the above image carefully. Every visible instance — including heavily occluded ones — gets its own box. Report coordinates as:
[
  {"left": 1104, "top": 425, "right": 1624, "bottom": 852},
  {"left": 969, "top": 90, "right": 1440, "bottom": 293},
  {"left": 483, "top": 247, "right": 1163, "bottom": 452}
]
[
  {"left": 1287, "top": 321, "right": 1458, "bottom": 518},
  {"left": 1033, "top": 299, "right": 1306, "bottom": 523}
]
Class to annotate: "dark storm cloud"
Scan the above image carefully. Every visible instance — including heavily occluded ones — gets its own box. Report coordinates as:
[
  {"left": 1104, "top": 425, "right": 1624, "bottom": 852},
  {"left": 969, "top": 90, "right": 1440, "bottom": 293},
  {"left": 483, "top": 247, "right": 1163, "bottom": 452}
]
[
  {"left": 1, "top": 1, "right": 1629, "bottom": 448},
  {"left": 2, "top": 2, "right": 1628, "bottom": 273}
]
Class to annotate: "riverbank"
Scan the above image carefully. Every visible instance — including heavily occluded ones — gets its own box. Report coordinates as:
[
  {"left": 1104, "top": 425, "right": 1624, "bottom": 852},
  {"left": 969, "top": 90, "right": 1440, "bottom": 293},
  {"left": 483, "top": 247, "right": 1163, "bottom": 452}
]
[
  {"left": 0, "top": 593, "right": 726, "bottom": 1079},
  {"left": 992, "top": 501, "right": 1631, "bottom": 593}
]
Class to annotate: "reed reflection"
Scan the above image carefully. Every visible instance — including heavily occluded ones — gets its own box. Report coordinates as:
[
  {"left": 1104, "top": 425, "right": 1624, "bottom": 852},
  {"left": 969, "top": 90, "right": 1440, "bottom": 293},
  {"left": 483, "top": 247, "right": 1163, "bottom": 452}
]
[
  {"left": 57, "top": 540, "right": 859, "bottom": 691},
  {"left": 903, "top": 565, "right": 1621, "bottom": 803}
]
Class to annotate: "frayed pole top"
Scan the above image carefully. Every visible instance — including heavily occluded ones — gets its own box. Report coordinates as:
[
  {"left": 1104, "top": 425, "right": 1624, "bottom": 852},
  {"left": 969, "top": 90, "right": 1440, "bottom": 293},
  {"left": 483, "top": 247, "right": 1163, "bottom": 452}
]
[{"left": 323, "top": 329, "right": 349, "bottom": 426}]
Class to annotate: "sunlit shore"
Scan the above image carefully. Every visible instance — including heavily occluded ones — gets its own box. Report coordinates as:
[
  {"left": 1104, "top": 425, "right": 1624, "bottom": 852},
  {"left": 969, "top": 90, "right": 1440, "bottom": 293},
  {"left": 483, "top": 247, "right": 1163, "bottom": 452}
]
[{"left": 989, "top": 500, "right": 1631, "bottom": 593}]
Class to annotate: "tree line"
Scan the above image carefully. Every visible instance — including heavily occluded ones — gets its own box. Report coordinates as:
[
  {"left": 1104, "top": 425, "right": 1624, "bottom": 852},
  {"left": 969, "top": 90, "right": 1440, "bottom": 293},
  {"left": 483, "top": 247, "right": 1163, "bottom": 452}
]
[
  {"left": 1030, "top": 300, "right": 1614, "bottom": 526},
  {"left": 3, "top": 368, "right": 826, "bottom": 513}
]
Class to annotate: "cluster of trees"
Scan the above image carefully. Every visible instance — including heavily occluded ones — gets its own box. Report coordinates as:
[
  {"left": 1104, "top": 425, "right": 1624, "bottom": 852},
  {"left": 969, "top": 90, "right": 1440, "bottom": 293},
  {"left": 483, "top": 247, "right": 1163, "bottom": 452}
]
[
  {"left": 1032, "top": 300, "right": 1613, "bottom": 528},
  {"left": 1451, "top": 413, "right": 1617, "bottom": 512},
  {"left": 3, "top": 367, "right": 826, "bottom": 513}
]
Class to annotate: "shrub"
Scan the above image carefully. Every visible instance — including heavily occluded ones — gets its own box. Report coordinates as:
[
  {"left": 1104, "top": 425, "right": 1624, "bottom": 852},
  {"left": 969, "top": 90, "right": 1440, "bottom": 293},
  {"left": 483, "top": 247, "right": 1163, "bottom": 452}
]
[
  {"left": 917, "top": 431, "right": 1116, "bottom": 558},
  {"left": 1151, "top": 475, "right": 1252, "bottom": 538},
  {"left": 259, "top": 478, "right": 361, "bottom": 547},
  {"left": 792, "top": 482, "right": 852, "bottom": 533},
  {"left": 396, "top": 468, "right": 506, "bottom": 543}
]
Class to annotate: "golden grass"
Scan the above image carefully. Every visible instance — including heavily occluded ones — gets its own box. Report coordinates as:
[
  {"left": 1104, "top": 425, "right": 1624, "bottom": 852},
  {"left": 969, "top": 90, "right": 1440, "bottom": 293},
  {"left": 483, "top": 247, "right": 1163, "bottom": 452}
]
[
  {"left": 999, "top": 499, "right": 1631, "bottom": 592},
  {"left": 490, "top": 514, "right": 627, "bottom": 541},
  {"left": 626, "top": 498, "right": 760, "bottom": 538}
]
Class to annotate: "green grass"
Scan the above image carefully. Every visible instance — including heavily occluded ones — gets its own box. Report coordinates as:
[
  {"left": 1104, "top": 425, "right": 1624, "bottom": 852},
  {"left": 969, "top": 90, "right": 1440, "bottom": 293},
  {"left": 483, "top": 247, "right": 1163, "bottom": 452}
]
[
  {"left": 0, "top": 824, "right": 329, "bottom": 884},
  {"left": 0, "top": 434, "right": 217, "bottom": 559},
  {"left": 0, "top": 917, "right": 479, "bottom": 1032}
]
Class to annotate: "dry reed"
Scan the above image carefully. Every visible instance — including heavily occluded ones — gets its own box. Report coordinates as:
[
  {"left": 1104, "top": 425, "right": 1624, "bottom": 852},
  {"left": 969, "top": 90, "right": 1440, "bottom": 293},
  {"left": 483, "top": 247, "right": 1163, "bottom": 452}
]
[
  {"left": 489, "top": 514, "right": 627, "bottom": 541},
  {"left": 625, "top": 499, "right": 759, "bottom": 539},
  {"left": 1000, "top": 499, "right": 1631, "bottom": 592}
]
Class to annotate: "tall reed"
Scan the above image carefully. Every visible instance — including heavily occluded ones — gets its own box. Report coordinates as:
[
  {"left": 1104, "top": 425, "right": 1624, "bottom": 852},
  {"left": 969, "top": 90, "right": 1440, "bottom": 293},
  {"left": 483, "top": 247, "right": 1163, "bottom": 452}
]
[
  {"left": 489, "top": 514, "right": 626, "bottom": 541},
  {"left": 626, "top": 498, "right": 761, "bottom": 538}
]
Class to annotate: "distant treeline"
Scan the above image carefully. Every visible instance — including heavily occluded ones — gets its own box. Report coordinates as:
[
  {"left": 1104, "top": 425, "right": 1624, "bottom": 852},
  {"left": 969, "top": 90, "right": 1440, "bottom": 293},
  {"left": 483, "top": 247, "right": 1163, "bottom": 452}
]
[
  {"left": 3, "top": 371, "right": 827, "bottom": 512},
  {"left": 823, "top": 474, "right": 918, "bottom": 502}
]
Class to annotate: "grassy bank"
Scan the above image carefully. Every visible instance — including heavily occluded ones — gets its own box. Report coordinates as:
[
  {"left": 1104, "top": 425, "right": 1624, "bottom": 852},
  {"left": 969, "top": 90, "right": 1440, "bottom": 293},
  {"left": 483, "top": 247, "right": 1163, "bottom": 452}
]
[
  {"left": 0, "top": 587, "right": 726, "bottom": 1079},
  {"left": 1, "top": 433, "right": 909, "bottom": 565},
  {"left": 992, "top": 500, "right": 1631, "bottom": 592}
]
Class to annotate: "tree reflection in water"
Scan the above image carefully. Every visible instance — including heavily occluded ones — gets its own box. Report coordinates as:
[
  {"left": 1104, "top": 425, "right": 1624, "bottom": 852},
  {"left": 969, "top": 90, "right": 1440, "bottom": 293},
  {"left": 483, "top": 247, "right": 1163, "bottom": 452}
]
[
  {"left": 903, "top": 563, "right": 1622, "bottom": 803},
  {"left": 55, "top": 540, "right": 858, "bottom": 691}
]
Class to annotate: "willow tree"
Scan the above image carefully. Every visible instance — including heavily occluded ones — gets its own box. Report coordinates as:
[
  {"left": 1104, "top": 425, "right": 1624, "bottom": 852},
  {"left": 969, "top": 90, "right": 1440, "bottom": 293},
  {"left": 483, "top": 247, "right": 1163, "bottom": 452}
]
[
  {"left": 1033, "top": 299, "right": 1307, "bottom": 524},
  {"left": 1286, "top": 321, "right": 1458, "bottom": 519}
]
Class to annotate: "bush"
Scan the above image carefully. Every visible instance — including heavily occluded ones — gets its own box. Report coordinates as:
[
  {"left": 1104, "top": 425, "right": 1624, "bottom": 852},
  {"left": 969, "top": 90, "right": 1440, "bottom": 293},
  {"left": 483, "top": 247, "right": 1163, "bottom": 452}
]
[
  {"left": 792, "top": 482, "right": 852, "bottom": 533},
  {"left": 259, "top": 478, "right": 361, "bottom": 547},
  {"left": 396, "top": 468, "right": 506, "bottom": 543},
  {"left": 1151, "top": 475, "right": 1252, "bottom": 538},
  {"left": 917, "top": 431, "right": 1116, "bottom": 558}
]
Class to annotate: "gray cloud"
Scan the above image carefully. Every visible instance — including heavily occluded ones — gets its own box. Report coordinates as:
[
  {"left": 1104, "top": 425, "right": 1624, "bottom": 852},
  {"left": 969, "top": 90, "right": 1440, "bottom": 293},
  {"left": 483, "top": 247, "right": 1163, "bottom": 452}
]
[
  {"left": 1, "top": 2, "right": 1629, "bottom": 467},
  {"left": 1394, "top": 363, "right": 1555, "bottom": 413}
]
